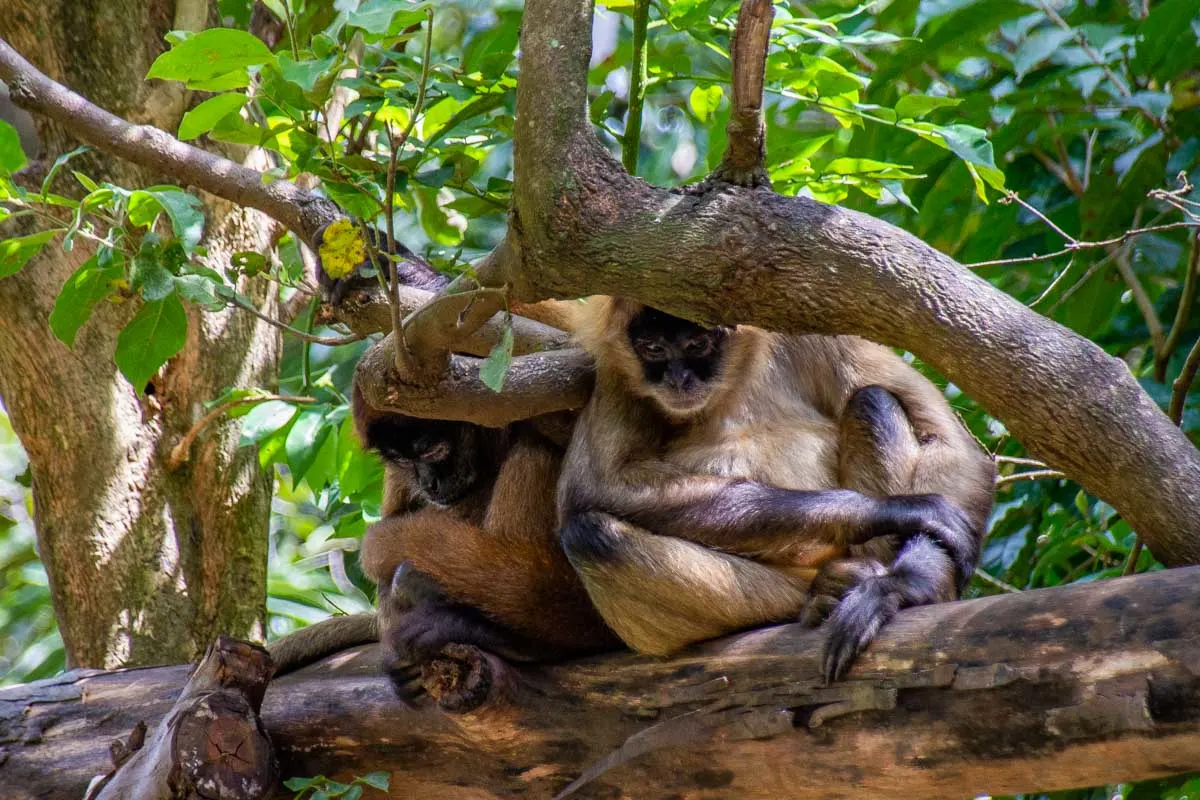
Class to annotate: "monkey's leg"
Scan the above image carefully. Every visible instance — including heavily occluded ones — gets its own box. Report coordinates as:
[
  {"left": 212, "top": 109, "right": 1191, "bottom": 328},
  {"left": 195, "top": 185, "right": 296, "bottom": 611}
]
[
  {"left": 363, "top": 509, "right": 614, "bottom": 655},
  {"left": 815, "top": 385, "right": 975, "bottom": 682},
  {"left": 560, "top": 512, "right": 810, "bottom": 657}
]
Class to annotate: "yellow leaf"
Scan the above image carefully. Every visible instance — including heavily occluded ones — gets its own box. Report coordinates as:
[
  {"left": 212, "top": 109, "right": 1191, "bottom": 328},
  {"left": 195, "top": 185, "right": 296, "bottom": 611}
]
[{"left": 319, "top": 218, "right": 366, "bottom": 279}]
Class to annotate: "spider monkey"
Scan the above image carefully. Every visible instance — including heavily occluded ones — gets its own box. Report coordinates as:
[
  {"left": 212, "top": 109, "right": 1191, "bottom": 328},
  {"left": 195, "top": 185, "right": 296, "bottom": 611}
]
[
  {"left": 558, "top": 299, "right": 995, "bottom": 681},
  {"left": 269, "top": 231, "right": 610, "bottom": 683}
]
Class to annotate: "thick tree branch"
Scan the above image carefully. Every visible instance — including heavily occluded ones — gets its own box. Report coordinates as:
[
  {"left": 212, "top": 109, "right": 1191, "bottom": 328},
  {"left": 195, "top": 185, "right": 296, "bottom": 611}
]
[
  {"left": 8, "top": 568, "right": 1200, "bottom": 799},
  {"left": 495, "top": 0, "right": 1200, "bottom": 567},
  {"left": 356, "top": 342, "right": 593, "bottom": 426},
  {"left": 0, "top": 37, "right": 339, "bottom": 248}
]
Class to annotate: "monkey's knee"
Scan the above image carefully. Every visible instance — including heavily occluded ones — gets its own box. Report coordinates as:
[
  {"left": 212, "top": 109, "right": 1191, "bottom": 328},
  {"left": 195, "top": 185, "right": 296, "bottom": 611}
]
[{"left": 559, "top": 512, "right": 629, "bottom": 569}]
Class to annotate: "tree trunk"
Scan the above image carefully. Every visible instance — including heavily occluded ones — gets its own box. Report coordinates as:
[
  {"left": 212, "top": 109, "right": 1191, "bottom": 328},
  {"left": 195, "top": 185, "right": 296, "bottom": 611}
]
[
  {"left": 4, "top": 567, "right": 1200, "bottom": 799},
  {"left": 0, "top": 0, "right": 278, "bottom": 669}
]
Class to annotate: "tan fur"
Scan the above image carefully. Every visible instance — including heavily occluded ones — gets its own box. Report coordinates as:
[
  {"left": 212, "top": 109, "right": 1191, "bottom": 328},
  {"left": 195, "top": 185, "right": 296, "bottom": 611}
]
[{"left": 559, "top": 299, "right": 995, "bottom": 656}]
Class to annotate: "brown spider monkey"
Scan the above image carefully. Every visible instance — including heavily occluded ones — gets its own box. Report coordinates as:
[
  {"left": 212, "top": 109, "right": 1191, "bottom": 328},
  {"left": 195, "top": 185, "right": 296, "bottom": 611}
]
[
  {"left": 558, "top": 298, "right": 995, "bottom": 681},
  {"left": 269, "top": 234, "right": 614, "bottom": 691}
]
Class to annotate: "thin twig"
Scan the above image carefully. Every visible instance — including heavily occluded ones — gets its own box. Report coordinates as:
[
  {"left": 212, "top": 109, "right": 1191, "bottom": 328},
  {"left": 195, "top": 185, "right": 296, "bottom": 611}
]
[
  {"left": 995, "top": 469, "right": 1066, "bottom": 486},
  {"left": 168, "top": 394, "right": 317, "bottom": 469},
  {"left": 994, "top": 455, "right": 1049, "bottom": 468},
  {"left": 1156, "top": 231, "right": 1200, "bottom": 382},
  {"left": 1122, "top": 538, "right": 1145, "bottom": 576},
  {"left": 974, "top": 567, "right": 1021, "bottom": 594},
  {"left": 1112, "top": 246, "right": 1167, "bottom": 359},
  {"left": 969, "top": 221, "right": 1199, "bottom": 268},
  {"left": 622, "top": 0, "right": 651, "bottom": 174},
  {"left": 1168, "top": 334, "right": 1200, "bottom": 426},
  {"left": 229, "top": 294, "right": 365, "bottom": 346},
  {"left": 1002, "top": 191, "right": 1075, "bottom": 244}
]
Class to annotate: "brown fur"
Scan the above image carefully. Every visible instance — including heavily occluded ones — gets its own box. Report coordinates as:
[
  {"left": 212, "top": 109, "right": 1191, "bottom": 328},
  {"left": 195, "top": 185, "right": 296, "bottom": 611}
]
[{"left": 559, "top": 297, "right": 995, "bottom": 658}]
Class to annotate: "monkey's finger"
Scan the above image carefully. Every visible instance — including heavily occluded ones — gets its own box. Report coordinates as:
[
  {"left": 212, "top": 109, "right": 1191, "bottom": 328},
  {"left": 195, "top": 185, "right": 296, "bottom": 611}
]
[
  {"left": 387, "top": 664, "right": 427, "bottom": 707},
  {"left": 820, "top": 582, "right": 896, "bottom": 683},
  {"left": 799, "top": 595, "right": 838, "bottom": 628}
]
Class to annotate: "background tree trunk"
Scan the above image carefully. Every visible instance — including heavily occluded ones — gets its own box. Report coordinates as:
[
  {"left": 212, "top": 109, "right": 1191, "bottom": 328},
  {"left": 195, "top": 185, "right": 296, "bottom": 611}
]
[{"left": 0, "top": 0, "right": 279, "bottom": 669}]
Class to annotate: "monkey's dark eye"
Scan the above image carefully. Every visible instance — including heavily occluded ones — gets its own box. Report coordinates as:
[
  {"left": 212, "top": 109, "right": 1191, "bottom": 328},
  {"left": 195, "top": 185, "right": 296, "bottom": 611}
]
[
  {"left": 635, "top": 340, "right": 669, "bottom": 361},
  {"left": 683, "top": 337, "right": 713, "bottom": 358},
  {"left": 419, "top": 441, "right": 452, "bottom": 463}
]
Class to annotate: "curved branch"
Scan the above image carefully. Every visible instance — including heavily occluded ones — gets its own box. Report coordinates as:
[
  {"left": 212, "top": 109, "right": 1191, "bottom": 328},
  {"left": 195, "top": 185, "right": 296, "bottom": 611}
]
[
  {"left": 0, "top": 37, "right": 339, "bottom": 248},
  {"left": 355, "top": 339, "right": 592, "bottom": 427},
  {"left": 503, "top": 0, "right": 1200, "bottom": 567}
]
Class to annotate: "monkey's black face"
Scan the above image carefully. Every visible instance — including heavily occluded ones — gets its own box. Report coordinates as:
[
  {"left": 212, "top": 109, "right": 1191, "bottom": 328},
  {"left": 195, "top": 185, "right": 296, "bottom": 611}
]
[
  {"left": 367, "top": 418, "right": 501, "bottom": 506},
  {"left": 627, "top": 307, "right": 729, "bottom": 417}
]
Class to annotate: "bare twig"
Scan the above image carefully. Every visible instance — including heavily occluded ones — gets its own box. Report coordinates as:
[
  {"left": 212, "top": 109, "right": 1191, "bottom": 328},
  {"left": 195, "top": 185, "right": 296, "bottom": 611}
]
[
  {"left": 0, "top": 38, "right": 339, "bottom": 247},
  {"left": 995, "top": 469, "right": 1067, "bottom": 486},
  {"left": 969, "top": 221, "right": 1199, "bottom": 268},
  {"left": 168, "top": 394, "right": 317, "bottom": 469},
  {"left": 973, "top": 567, "right": 1021, "bottom": 594},
  {"left": 1123, "top": 538, "right": 1145, "bottom": 576},
  {"left": 622, "top": 0, "right": 651, "bottom": 174},
  {"left": 714, "top": 0, "right": 774, "bottom": 186},
  {"left": 1156, "top": 231, "right": 1200, "bottom": 382},
  {"left": 229, "top": 294, "right": 365, "bottom": 346},
  {"left": 1112, "top": 246, "right": 1167, "bottom": 359},
  {"left": 1168, "top": 334, "right": 1200, "bottom": 426},
  {"left": 1002, "top": 191, "right": 1075, "bottom": 245},
  {"left": 994, "top": 455, "right": 1050, "bottom": 468}
]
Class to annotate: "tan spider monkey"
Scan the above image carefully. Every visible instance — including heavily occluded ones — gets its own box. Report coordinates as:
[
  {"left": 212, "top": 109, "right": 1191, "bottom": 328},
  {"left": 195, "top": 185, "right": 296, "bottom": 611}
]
[{"left": 558, "top": 299, "right": 995, "bottom": 681}]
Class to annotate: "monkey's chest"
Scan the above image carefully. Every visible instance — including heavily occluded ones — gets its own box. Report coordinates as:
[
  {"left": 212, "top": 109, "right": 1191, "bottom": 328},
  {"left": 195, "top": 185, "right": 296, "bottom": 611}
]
[{"left": 667, "top": 417, "right": 840, "bottom": 490}]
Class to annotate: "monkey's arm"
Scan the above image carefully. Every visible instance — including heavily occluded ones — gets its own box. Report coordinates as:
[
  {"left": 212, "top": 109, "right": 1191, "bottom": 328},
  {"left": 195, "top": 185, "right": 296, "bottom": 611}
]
[{"left": 561, "top": 393, "right": 962, "bottom": 563}]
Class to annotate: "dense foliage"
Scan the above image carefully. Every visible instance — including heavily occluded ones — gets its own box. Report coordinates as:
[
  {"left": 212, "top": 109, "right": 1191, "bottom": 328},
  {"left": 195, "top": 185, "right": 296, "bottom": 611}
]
[{"left": 2, "top": 0, "right": 1199, "bottom": 796}]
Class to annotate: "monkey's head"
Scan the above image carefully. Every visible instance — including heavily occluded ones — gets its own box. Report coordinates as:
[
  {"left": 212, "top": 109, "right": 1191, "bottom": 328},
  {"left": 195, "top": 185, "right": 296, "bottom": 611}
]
[
  {"left": 578, "top": 298, "right": 751, "bottom": 420},
  {"left": 353, "top": 384, "right": 508, "bottom": 506}
]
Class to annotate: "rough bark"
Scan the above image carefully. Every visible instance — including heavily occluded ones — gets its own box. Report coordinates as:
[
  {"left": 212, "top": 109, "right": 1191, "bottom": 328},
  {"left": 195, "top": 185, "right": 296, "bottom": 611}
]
[
  {"left": 4, "top": 567, "right": 1200, "bottom": 799},
  {"left": 0, "top": 1, "right": 276, "bottom": 668},
  {"left": 493, "top": 0, "right": 1200, "bottom": 567}
]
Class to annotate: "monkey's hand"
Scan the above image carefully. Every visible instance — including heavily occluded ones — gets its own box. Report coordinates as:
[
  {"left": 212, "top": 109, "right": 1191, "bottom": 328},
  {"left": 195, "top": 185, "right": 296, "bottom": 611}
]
[
  {"left": 379, "top": 563, "right": 534, "bottom": 706},
  {"left": 866, "top": 494, "right": 980, "bottom": 590}
]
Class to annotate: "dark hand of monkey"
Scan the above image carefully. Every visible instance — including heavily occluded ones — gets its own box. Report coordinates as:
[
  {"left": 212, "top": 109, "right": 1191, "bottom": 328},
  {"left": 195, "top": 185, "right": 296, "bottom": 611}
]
[
  {"left": 863, "top": 494, "right": 980, "bottom": 590},
  {"left": 381, "top": 563, "right": 540, "bottom": 705},
  {"left": 820, "top": 535, "right": 957, "bottom": 683}
]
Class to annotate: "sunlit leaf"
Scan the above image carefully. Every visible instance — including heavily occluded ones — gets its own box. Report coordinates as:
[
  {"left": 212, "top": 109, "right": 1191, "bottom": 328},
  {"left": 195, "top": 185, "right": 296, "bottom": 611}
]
[
  {"left": 114, "top": 295, "right": 188, "bottom": 390},
  {"left": 147, "top": 28, "right": 274, "bottom": 88},
  {"left": 178, "top": 94, "right": 249, "bottom": 141}
]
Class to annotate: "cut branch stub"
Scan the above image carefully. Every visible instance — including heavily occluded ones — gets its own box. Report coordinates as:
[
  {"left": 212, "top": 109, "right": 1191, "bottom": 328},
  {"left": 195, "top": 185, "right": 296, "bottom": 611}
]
[
  {"left": 85, "top": 636, "right": 276, "bottom": 800},
  {"left": 713, "top": 0, "right": 774, "bottom": 187}
]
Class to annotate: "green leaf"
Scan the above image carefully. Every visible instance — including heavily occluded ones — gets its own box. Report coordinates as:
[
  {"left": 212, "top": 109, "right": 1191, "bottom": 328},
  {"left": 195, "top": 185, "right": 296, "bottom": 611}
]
[
  {"left": 179, "top": 94, "right": 249, "bottom": 141},
  {"left": 414, "top": 164, "right": 455, "bottom": 188},
  {"left": 114, "top": 295, "right": 188, "bottom": 390},
  {"left": 240, "top": 400, "right": 299, "bottom": 445},
  {"left": 343, "top": 786, "right": 364, "bottom": 800},
  {"left": 283, "top": 776, "right": 321, "bottom": 791},
  {"left": 275, "top": 54, "right": 338, "bottom": 94},
  {"left": 0, "top": 120, "right": 26, "bottom": 175},
  {"left": 145, "top": 188, "right": 206, "bottom": 252},
  {"left": 132, "top": 254, "right": 176, "bottom": 302},
  {"left": 1133, "top": 0, "right": 1200, "bottom": 81},
  {"left": 688, "top": 84, "right": 724, "bottom": 123},
  {"left": 359, "top": 772, "right": 390, "bottom": 791},
  {"left": 285, "top": 408, "right": 331, "bottom": 485},
  {"left": 174, "top": 274, "right": 226, "bottom": 311},
  {"left": 893, "top": 94, "right": 962, "bottom": 120},
  {"left": 231, "top": 251, "right": 268, "bottom": 277},
  {"left": 346, "top": 0, "right": 429, "bottom": 38},
  {"left": 49, "top": 254, "right": 126, "bottom": 347},
  {"left": 40, "top": 145, "right": 90, "bottom": 197},
  {"left": 0, "top": 230, "right": 57, "bottom": 278},
  {"left": 480, "top": 325, "right": 514, "bottom": 392},
  {"left": 146, "top": 28, "right": 274, "bottom": 88},
  {"left": 1010, "top": 28, "right": 1074, "bottom": 80}
]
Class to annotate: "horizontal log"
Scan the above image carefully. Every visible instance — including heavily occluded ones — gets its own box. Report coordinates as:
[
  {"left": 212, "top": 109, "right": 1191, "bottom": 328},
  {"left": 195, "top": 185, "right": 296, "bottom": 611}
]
[{"left": 4, "top": 567, "right": 1200, "bottom": 799}]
